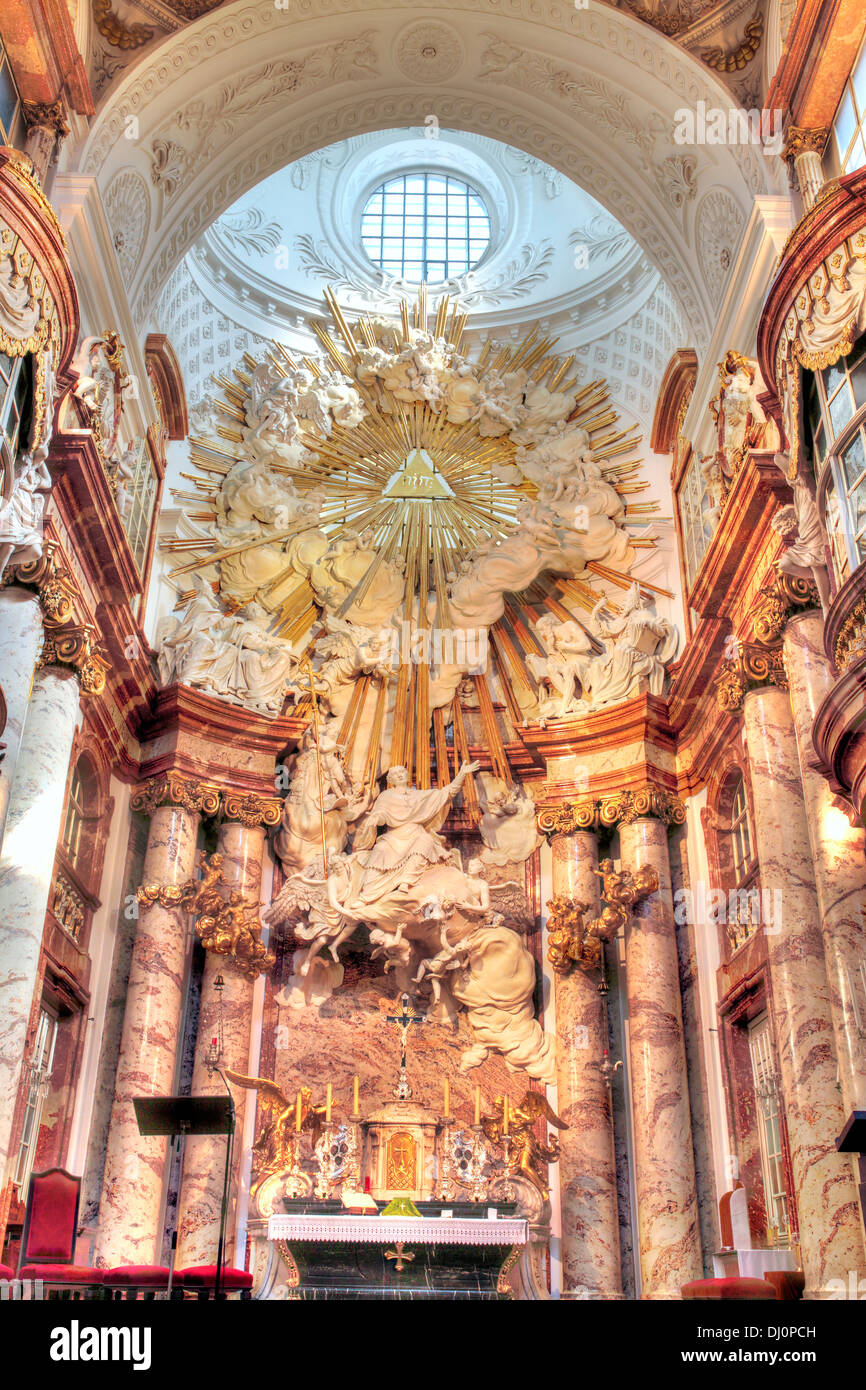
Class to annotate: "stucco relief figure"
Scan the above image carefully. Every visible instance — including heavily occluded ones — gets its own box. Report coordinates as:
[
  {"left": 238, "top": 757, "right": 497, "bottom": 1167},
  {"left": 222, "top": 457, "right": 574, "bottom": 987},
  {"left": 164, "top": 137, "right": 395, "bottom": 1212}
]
[
  {"left": 289, "top": 614, "right": 396, "bottom": 718},
  {"left": 528, "top": 586, "right": 677, "bottom": 717},
  {"left": 771, "top": 451, "right": 831, "bottom": 612},
  {"left": 0, "top": 254, "right": 40, "bottom": 340},
  {"left": 215, "top": 459, "right": 324, "bottom": 604},
  {"left": 274, "top": 724, "right": 369, "bottom": 873},
  {"left": 710, "top": 350, "right": 775, "bottom": 485},
  {"left": 245, "top": 361, "right": 301, "bottom": 455},
  {"left": 306, "top": 530, "right": 405, "bottom": 626},
  {"left": 511, "top": 382, "right": 577, "bottom": 443},
  {"left": 158, "top": 579, "right": 297, "bottom": 714},
  {"left": 478, "top": 776, "right": 544, "bottom": 867},
  {"left": 266, "top": 759, "right": 555, "bottom": 1082},
  {"left": 0, "top": 348, "right": 54, "bottom": 581}
]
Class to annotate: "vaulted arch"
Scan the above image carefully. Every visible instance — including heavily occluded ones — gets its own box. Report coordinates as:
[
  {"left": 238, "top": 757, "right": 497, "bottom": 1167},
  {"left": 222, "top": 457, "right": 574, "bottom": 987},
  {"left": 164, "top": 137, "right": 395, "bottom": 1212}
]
[{"left": 73, "top": 1, "right": 784, "bottom": 346}]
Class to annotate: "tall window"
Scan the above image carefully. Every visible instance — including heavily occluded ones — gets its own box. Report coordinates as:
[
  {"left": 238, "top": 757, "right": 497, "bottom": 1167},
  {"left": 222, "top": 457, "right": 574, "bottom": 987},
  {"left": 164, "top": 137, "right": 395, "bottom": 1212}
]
[
  {"left": 807, "top": 336, "right": 866, "bottom": 585},
  {"left": 720, "top": 771, "right": 759, "bottom": 954},
  {"left": 747, "top": 1015, "right": 790, "bottom": 1246},
  {"left": 0, "top": 40, "right": 24, "bottom": 149},
  {"left": 0, "top": 352, "right": 30, "bottom": 458},
  {"left": 361, "top": 174, "right": 491, "bottom": 284},
  {"left": 61, "top": 758, "right": 97, "bottom": 873},
  {"left": 13, "top": 1007, "right": 58, "bottom": 1194},
  {"left": 832, "top": 36, "right": 866, "bottom": 174},
  {"left": 677, "top": 451, "right": 715, "bottom": 586},
  {"left": 121, "top": 439, "right": 159, "bottom": 574}
]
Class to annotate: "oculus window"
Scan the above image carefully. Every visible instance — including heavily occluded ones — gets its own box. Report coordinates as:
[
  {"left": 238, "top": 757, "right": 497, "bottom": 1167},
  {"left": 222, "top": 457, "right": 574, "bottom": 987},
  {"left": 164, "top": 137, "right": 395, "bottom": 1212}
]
[{"left": 361, "top": 174, "right": 490, "bottom": 284}]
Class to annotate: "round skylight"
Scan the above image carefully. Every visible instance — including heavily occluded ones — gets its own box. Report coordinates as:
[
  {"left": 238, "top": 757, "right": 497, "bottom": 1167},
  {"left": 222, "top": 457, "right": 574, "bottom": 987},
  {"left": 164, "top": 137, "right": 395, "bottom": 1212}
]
[{"left": 360, "top": 173, "right": 491, "bottom": 284}]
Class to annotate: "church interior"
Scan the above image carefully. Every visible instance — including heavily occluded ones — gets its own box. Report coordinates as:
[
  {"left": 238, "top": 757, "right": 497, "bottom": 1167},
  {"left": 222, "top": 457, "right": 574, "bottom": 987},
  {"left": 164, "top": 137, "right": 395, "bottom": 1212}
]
[{"left": 1, "top": 0, "right": 866, "bottom": 1312}]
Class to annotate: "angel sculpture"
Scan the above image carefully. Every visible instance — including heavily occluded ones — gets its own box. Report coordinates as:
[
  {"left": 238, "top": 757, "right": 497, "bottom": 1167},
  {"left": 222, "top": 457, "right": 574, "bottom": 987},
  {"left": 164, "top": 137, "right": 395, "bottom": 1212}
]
[
  {"left": 224, "top": 1071, "right": 330, "bottom": 1179},
  {"left": 481, "top": 1090, "right": 568, "bottom": 1199},
  {"left": 585, "top": 858, "right": 659, "bottom": 941}
]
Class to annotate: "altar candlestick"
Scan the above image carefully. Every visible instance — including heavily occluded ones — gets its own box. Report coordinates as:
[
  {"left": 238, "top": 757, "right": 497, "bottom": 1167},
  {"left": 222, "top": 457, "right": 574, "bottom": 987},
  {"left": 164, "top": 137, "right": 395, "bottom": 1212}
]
[
  {"left": 474, "top": 1086, "right": 481, "bottom": 1126},
  {"left": 295, "top": 1092, "right": 302, "bottom": 1132},
  {"left": 326, "top": 1082, "right": 332, "bottom": 1123},
  {"left": 353, "top": 1074, "right": 359, "bottom": 1116},
  {"left": 502, "top": 1096, "right": 509, "bottom": 1136},
  {"left": 444, "top": 1080, "right": 450, "bottom": 1117}
]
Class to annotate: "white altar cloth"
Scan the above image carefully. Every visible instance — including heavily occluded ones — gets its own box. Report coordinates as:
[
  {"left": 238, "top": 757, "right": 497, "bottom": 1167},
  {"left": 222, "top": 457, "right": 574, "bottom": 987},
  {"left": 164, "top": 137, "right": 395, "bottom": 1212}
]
[{"left": 267, "top": 1214, "right": 527, "bottom": 1246}]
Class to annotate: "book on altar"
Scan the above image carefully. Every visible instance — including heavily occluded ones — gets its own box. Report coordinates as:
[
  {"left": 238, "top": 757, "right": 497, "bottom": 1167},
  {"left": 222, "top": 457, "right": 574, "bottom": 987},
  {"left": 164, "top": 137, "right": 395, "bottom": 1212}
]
[{"left": 341, "top": 1190, "right": 379, "bottom": 1213}]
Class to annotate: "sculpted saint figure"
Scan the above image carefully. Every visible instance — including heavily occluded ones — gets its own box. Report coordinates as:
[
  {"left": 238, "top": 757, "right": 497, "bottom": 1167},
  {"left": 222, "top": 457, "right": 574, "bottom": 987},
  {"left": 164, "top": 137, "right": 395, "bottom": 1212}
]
[{"left": 349, "top": 761, "right": 480, "bottom": 907}]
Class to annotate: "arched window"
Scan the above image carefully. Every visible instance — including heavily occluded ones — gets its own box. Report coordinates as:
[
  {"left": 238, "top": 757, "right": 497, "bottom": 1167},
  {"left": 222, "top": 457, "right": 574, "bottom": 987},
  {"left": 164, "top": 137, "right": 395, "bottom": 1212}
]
[
  {"left": 60, "top": 757, "right": 98, "bottom": 875},
  {"left": 806, "top": 334, "right": 866, "bottom": 586},
  {"left": 360, "top": 174, "right": 491, "bottom": 284},
  {"left": 717, "top": 770, "right": 759, "bottom": 955}
]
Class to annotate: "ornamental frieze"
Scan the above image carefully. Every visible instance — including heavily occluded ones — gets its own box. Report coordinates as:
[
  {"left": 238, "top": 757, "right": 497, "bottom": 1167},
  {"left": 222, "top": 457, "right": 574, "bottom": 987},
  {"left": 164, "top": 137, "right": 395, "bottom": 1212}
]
[{"left": 537, "top": 785, "right": 686, "bottom": 835}]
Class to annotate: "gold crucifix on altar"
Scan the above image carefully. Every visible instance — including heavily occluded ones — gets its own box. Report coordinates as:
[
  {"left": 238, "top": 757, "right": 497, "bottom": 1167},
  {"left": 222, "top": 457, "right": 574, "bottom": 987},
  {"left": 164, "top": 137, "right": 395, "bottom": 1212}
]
[{"left": 385, "top": 993, "right": 426, "bottom": 1101}]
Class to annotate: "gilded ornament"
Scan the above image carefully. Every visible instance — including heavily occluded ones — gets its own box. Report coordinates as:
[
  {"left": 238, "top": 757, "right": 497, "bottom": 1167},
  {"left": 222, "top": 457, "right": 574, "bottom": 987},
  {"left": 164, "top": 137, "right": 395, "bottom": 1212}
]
[
  {"left": 91, "top": 0, "right": 154, "bottom": 49},
  {"left": 480, "top": 1091, "right": 567, "bottom": 1200},
  {"left": 222, "top": 790, "right": 282, "bottom": 827},
  {"left": 545, "top": 896, "right": 601, "bottom": 975},
  {"left": 701, "top": 14, "right": 763, "bottom": 72},
  {"left": 833, "top": 597, "right": 866, "bottom": 675},
  {"left": 39, "top": 623, "right": 110, "bottom": 696},
  {"left": 583, "top": 858, "right": 659, "bottom": 943},
  {"left": 781, "top": 126, "right": 829, "bottom": 162},
  {"left": 715, "top": 642, "right": 787, "bottom": 711},
  {"left": 224, "top": 1070, "right": 329, "bottom": 1179},
  {"left": 750, "top": 571, "right": 818, "bottom": 646},
  {"left": 130, "top": 773, "right": 222, "bottom": 818},
  {"left": 537, "top": 786, "right": 685, "bottom": 834}
]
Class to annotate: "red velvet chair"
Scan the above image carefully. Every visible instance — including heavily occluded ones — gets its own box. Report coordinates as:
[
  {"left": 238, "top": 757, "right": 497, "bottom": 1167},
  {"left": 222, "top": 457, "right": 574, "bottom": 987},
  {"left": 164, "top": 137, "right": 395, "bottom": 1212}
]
[
  {"left": 102, "top": 1265, "right": 173, "bottom": 1300},
  {"left": 0, "top": 1264, "right": 15, "bottom": 1281},
  {"left": 175, "top": 1264, "right": 254, "bottom": 1299},
  {"left": 16, "top": 1168, "right": 104, "bottom": 1298},
  {"left": 681, "top": 1277, "right": 777, "bottom": 1300}
]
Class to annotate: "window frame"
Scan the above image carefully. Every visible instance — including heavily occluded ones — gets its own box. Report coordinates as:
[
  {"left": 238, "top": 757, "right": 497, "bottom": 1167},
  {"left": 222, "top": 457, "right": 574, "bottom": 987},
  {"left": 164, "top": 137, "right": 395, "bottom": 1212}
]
[{"left": 360, "top": 172, "right": 492, "bottom": 285}]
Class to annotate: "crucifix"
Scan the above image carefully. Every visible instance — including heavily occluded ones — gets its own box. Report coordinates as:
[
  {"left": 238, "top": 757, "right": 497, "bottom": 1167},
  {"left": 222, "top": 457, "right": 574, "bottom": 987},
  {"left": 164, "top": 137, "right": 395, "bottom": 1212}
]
[{"left": 386, "top": 993, "right": 426, "bottom": 1101}]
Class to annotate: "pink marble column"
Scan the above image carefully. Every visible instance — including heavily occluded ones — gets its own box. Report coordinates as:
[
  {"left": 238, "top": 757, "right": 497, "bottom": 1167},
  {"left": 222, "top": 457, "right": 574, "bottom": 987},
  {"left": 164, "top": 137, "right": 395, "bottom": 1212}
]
[
  {"left": 0, "top": 586, "right": 44, "bottom": 851},
  {"left": 0, "top": 664, "right": 79, "bottom": 1182},
  {"left": 743, "top": 684, "right": 866, "bottom": 1296},
  {"left": 619, "top": 815, "right": 702, "bottom": 1298},
  {"left": 175, "top": 820, "right": 264, "bottom": 1267},
  {"left": 784, "top": 612, "right": 866, "bottom": 1115},
  {"left": 551, "top": 830, "right": 622, "bottom": 1299},
  {"left": 95, "top": 802, "right": 200, "bottom": 1267}
]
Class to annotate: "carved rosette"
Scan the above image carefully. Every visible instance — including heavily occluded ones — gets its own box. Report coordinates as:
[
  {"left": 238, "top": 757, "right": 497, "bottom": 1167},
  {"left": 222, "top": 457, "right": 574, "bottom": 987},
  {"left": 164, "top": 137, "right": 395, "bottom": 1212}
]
[
  {"left": 715, "top": 642, "right": 787, "bottom": 712},
  {"left": 222, "top": 791, "right": 282, "bottom": 828},
  {"left": 537, "top": 786, "right": 686, "bottom": 835},
  {"left": 131, "top": 773, "right": 222, "bottom": 819},
  {"left": 833, "top": 596, "right": 866, "bottom": 674}
]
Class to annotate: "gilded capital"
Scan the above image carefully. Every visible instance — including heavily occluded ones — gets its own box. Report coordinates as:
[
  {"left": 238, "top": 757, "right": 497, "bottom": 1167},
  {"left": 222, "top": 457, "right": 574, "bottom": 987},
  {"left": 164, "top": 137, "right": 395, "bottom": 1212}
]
[
  {"left": 715, "top": 642, "right": 787, "bottom": 712},
  {"left": 131, "top": 772, "right": 222, "bottom": 818},
  {"left": 222, "top": 790, "right": 282, "bottom": 828},
  {"left": 782, "top": 125, "right": 829, "bottom": 162},
  {"left": 538, "top": 786, "right": 685, "bottom": 834},
  {"left": 38, "top": 623, "right": 110, "bottom": 696}
]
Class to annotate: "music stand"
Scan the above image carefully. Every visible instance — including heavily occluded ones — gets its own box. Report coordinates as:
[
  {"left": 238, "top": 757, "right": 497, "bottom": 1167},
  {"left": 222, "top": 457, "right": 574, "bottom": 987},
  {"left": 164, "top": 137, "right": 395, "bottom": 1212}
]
[{"left": 134, "top": 1095, "right": 235, "bottom": 1299}]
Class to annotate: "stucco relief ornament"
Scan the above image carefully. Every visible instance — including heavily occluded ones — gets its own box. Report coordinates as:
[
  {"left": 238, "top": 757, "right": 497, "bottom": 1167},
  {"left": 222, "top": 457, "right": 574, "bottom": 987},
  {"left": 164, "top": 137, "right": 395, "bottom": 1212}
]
[
  {"left": 0, "top": 346, "right": 54, "bottom": 582},
  {"left": 0, "top": 254, "right": 41, "bottom": 341},
  {"left": 770, "top": 451, "right": 831, "bottom": 612},
  {"left": 477, "top": 775, "right": 543, "bottom": 867}
]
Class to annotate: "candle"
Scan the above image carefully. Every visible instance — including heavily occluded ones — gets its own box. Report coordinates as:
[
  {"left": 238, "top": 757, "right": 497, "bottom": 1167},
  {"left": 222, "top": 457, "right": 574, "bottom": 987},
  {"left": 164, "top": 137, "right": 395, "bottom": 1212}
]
[
  {"left": 295, "top": 1092, "right": 302, "bottom": 1132},
  {"left": 353, "top": 1074, "right": 359, "bottom": 1115},
  {"left": 474, "top": 1086, "right": 481, "bottom": 1126},
  {"left": 502, "top": 1096, "right": 509, "bottom": 1136},
  {"left": 444, "top": 1080, "right": 450, "bottom": 1117},
  {"left": 326, "top": 1082, "right": 332, "bottom": 1123}
]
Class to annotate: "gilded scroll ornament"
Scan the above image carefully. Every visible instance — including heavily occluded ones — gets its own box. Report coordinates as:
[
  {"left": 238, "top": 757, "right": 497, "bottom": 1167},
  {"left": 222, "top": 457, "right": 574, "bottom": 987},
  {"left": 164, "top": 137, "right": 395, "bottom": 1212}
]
[
  {"left": 537, "top": 786, "right": 685, "bottom": 835},
  {"left": 39, "top": 623, "right": 110, "bottom": 695},
  {"left": 715, "top": 642, "right": 787, "bottom": 712},
  {"left": 130, "top": 773, "right": 222, "bottom": 818},
  {"left": 222, "top": 790, "right": 282, "bottom": 827},
  {"left": 750, "top": 571, "right": 818, "bottom": 645},
  {"left": 833, "top": 596, "right": 866, "bottom": 675},
  {"left": 546, "top": 896, "right": 602, "bottom": 974}
]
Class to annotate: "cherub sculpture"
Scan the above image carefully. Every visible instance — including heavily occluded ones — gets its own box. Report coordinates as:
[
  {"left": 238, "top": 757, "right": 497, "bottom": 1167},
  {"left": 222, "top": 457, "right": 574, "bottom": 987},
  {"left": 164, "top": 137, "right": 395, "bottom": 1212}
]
[{"left": 225, "top": 1072, "right": 331, "bottom": 1179}]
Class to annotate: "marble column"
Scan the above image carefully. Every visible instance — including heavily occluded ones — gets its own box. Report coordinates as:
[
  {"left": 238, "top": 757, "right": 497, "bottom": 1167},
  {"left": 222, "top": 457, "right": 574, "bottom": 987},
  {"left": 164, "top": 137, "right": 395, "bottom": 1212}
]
[
  {"left": 0, "top": 586, "right": 44, "bottom": 852},
  {"left": 551, "top": 830, "right": 622, "bottom": 1299},
  {"left": 743, "top": 684, "right": 866, "bottom": 1296},
  {"left": 174, "top": 819, "right": 265, "bottom": 1268},
  {"left": 619, "top": 815, "right": 702, "bottom": 1298},
  {"left": 95, "top": 801, "right": 201, "bottom": 1267},
  {"left": 784, "top": 613, "right": 866, "bottom": 1116},
  {"left": 0, "top": 664, "right": 79, "bottom": 1182}
]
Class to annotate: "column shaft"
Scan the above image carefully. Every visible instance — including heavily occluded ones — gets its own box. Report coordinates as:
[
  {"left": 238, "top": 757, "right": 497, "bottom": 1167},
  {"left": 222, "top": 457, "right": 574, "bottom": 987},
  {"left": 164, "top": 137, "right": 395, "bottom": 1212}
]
[
  {"left": 784, "top": 614, "right": 866, "bottom": 1114},
  {"left": 0, "top": 665, "right": 80, "bottom": 1180},
  {"left": 95, "top": 803, "right": 199, "bottom": 1267},
  {"left": 175, "top": 821, "right": 263, "bottom": 1267},
  {"left": 620, "top": 816, "right": 702, "bottom": 1298},
  {"left": 743, "top": 685, "right": 866, "bottom": 1295},
  {"left": 551, "top": 831, "right": 622, "bottom": 1299},
  {"left": 0, "top": 587, "right": 44, "bottom": 850}
]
